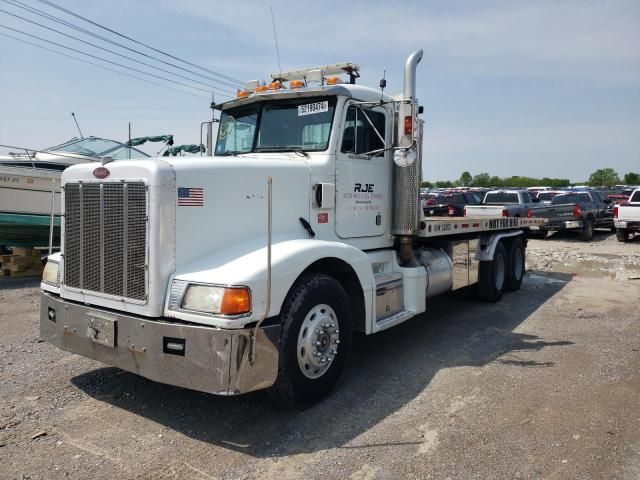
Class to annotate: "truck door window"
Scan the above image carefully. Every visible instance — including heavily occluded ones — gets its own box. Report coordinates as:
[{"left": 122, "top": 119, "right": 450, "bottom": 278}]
[{"left": 341, "top": 107, "right": 386, "bottom": 156}]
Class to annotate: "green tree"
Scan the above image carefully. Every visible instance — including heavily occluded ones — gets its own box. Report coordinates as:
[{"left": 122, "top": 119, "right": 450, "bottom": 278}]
[
  {"left": 459, "top": 171, "right": 472, "bottom": 187},
  {"left": 435, "top": 180, "right": 454, "bottom": 188},
  {"left": 471, "top": 173, "right": 491, "bottom": 188},
  {"left": 489, "top": 176, "right": 503, "bottom": 187},
  {"left": 588, "top": 168, "right": 620, "bottom": 187},
  {"left": 623, "top": 172, "right": 640, "bottom": 185},
  {"left": 421, "top": 180, "right": 434, "bottom": 189}
]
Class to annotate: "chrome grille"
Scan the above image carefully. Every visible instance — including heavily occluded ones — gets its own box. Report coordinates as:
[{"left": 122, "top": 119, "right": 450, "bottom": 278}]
[{"left": 64, "top": 182, "right": 147, "bottom": 301}]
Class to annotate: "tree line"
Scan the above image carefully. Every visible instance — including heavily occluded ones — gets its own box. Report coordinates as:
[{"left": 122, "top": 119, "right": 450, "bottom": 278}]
[{"left": 422, "top": 168, "right": 640, "bottom": 189}]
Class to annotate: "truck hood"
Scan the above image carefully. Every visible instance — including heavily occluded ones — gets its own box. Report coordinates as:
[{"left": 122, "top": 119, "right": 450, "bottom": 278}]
[
  {"left": 59, "top": 155, "right": 311, "bottom": 316},
  {"left": 167, "top": 155, "right": 312, "bottom": 269}
]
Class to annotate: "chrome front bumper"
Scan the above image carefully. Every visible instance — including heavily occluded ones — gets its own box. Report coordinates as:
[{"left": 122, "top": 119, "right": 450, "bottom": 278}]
[{"left": 40, "top": 292, "right": 280, "bottom": 395}]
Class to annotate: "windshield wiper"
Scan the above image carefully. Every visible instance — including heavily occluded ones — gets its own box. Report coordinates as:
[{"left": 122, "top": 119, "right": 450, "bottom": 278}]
[
  {"left": 254, "top": 146, "right": 310, "bottom": 157},
  {"left": 216, "top": 150, "right": 249, "bottom": 156}
]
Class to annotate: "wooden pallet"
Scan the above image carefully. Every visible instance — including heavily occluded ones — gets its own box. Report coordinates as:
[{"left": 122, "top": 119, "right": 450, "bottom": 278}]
[{"left": 0, "top": 248, "right": 44, "bottom": 278}]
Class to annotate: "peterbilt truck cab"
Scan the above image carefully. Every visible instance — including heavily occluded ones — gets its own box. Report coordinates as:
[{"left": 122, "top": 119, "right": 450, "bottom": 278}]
[{"left": 40, "top": 51, "right": 543, "bottom": 406}]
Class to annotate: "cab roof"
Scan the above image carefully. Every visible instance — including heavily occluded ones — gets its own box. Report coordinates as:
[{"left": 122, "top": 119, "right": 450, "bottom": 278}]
[{"left": 216, "top": 83, "right": 394, "bottom": 111}]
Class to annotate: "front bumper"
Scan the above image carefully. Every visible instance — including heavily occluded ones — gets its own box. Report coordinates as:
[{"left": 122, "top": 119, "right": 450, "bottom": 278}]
[{"left": 40, "top": 293, "right": 280, "bottom": 395}]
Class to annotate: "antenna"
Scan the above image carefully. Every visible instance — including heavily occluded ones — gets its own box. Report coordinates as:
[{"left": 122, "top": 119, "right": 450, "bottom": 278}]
[
  {"left": 71, "top": 112, "right": 84, "bottom": 139},
  {"left": 270, "top": 6, "right": 282, "bottom": 76}
]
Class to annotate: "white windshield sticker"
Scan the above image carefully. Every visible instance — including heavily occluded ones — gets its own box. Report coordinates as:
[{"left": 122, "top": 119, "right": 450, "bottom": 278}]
[{"left": 298, "top": 101, "right": 329, "bottom": 116}]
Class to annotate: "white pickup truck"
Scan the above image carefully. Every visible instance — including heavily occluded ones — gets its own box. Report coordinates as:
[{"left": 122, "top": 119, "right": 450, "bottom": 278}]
[
  {"left": 464, "top": 190, "right": 537, "bottom": 218},
  {"left": 614, "top": 188, "right": 640, "bottom": 242}
]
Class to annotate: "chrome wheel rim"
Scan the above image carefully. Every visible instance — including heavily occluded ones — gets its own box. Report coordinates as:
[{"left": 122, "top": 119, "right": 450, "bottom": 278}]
[
  {"left": 297, "top": 304, "right": 340, "bottom": 379},
  {"left": 494, "top": 254, "right": 506, "bottom": 291}
]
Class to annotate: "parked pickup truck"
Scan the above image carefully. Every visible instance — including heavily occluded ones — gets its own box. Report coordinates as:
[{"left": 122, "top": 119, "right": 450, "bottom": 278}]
[
  {"left": 529, "top": 190, "right": 614, "bottom": 241},
  {"left": 464, "top": 190, "right": 537, "bottom": 218},
  {"left": 614, "top": 188, "right": 640, "bottom": 242},
  {"left": 423, "top": 190, "right": 483, "bottom": 217}
]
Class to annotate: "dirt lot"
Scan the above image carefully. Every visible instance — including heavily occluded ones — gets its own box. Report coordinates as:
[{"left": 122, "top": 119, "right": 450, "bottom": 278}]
[{"left": 1, "top": 231, "right": 639, "bottom": 480}]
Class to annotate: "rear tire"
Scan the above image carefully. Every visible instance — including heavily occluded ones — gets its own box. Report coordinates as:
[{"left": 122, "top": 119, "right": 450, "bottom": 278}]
[
  {"left": 579, "top": 218, "right": 594, "bottom": 241},
  {"left": 616, "top": 228, "right": 629, "bottom": 243},
  {"left": 506, "top": 238, "right": 525, "bottom": 291},
  {"left": 269, "top": 274, "right": 352, "bottom": 408},
  {"left": 478, "top": 241, "right": 507, "bottom": 302}
]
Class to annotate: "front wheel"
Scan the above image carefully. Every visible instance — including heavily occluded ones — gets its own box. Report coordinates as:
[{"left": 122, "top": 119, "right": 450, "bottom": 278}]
[
  {"left": 478, "top": 241, "right": 507, "bottom": 302},
  {"left": 616, "top": 228, "right": 629, "bottom": 243},
  {"left": 269, "top": 274, "right": 352, "bottom": 408}
]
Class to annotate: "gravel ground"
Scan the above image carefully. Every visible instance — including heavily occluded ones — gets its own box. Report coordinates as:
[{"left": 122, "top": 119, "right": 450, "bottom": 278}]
[{"left": 1, "top": 231, "right": 639, "bottom": 480}]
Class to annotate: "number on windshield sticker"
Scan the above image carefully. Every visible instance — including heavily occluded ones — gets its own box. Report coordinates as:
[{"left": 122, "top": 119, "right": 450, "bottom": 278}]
[{"left": 298, "top": 101, "right": 329, "bottom": 116}]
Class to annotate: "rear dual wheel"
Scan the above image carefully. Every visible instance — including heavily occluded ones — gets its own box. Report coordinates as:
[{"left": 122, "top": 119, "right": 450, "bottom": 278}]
[{"left": 478, "top": 238, "right": 525, "bottom": 302}]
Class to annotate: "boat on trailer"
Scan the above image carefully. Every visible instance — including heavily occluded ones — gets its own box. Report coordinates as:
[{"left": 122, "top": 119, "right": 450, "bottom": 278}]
[{"left": 0, "top": 136, "right": 155, "bottom": 249}]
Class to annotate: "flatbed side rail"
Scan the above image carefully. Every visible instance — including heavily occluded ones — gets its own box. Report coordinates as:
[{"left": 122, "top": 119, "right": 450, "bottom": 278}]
[{"left": 419, "top": 216, "right": 546, "bottom": 238}]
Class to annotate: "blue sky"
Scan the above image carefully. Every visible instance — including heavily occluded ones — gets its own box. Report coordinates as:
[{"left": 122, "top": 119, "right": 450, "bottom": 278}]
[{"left": 0, "top": 0, "right": 639, "bottom": 182}]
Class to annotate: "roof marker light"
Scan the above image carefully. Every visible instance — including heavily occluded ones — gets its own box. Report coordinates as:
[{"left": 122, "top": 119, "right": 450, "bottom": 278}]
[
  {"left": 236, "top": 89, "right": 249, "bottom": 98},
  {"left": 255, "top": 85, "right": 268, "bottom": 93},
  {"left": 289, "top": 79, "right": 305, "bottom": 89},
  {"left": 267, "top": 81, "right": 283, "bottom": 90},
  {"left": 326, "top": 77, "right": 342, "bottom": 85}
]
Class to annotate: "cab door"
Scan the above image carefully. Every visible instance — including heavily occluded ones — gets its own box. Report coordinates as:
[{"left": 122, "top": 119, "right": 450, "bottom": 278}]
[{"left": 335, "top": 103, "right": 391, "bottom": 238}]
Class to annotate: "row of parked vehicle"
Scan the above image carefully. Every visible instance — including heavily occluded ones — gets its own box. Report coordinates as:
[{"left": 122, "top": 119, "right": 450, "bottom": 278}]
[{"left": 421, "top": 186, "right": 640, "bottom": 242}]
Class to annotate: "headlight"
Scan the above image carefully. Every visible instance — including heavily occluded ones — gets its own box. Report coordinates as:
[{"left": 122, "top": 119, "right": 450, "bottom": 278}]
[
  {"left": 42, "top": 260, "right": 60, "bottom": 286},
  {"left": 181, "top": 285, "right": 250, "bottom": 315}
]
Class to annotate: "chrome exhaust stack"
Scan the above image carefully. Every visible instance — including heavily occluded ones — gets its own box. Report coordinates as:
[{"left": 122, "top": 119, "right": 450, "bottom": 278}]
[{"left": 392, "top": 50, "right": 423, "bottom": 266}]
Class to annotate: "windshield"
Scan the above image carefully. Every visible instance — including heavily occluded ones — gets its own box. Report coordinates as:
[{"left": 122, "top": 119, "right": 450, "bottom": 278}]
[
  {"left": 215, "top": 97, "right": 337, "bottom": 156},
  {"left": 484, "top": 192, "right": 520, "bottom": 204},
  {"left": 48, "top": 137, "right": 148, "bottom": 159}
]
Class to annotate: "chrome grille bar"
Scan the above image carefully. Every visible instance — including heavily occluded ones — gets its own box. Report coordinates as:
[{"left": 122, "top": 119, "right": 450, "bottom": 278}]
[
  {"left": 123, "top": 183, "right": 128, "bottom": 299},
  {"left": 79, "top": 183, "right": 83, "bottom": 289}
]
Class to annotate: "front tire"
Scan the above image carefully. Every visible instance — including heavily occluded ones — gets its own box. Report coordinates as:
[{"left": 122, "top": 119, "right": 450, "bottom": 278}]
[
  {"left": 478, "top": 241, "right": 507, "bottom": 302},
  {"left": 506, "top": 237, "right": 525, "bottom": 291},
  {"left": 269, "top": 274, "right": 352, "bottom": 408},
  {"left": 616, "top": 228, "right": 629, "bottom": 243}
]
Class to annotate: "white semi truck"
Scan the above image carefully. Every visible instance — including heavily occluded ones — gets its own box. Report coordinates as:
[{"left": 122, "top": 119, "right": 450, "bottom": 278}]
[{"left": 40, "top": 51, "right": 544, "bottom": 406}]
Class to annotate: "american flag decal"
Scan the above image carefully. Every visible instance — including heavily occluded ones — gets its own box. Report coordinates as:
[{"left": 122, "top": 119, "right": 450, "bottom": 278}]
[{"left": 178, "top": 187, "right": 204, "bottom": 206}]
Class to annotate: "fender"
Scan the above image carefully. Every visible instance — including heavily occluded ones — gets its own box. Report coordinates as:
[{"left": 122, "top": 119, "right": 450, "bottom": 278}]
[
  {"left": 476, "top": 230, "right": 524, "bottom": 261},
  {"left": 165, "top": 238, "right": 375, "bottom": 329}
]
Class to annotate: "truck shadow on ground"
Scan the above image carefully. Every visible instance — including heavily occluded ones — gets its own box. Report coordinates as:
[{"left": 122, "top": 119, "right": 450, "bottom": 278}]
[{"left": 71, "top": 270, "right": 573, "bottom": 457}]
